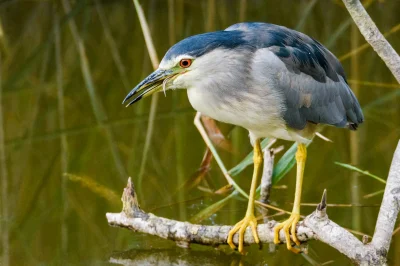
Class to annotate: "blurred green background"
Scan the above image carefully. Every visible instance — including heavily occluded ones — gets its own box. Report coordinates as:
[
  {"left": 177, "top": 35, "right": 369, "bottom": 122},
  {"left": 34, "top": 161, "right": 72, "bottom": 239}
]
[{"left": 1, "top": 0, "right": 400, "bottom": 265}]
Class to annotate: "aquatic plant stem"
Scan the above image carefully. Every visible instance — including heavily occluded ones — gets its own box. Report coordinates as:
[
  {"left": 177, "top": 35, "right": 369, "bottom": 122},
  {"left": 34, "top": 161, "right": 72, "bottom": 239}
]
[
  {"left": 95, "top": 0, "right": 130, "bottom": 91},
  {"left": 193, "top": 113, "right": 247, "bottom": 197},
  {"left": 61, "top": 0, "right": 127, "bottom": 181},
  {"left": 54, "top": 9, "right": 68, "bottom": 263},
  {"left": 132, "top": 0, "right": 160, "bottom": 191},
  {"left": 0, "top": 44, "right": 10, "bottom": 266},
  {"left": 350, "top": 21, "right": 361, "bottom": 232}
]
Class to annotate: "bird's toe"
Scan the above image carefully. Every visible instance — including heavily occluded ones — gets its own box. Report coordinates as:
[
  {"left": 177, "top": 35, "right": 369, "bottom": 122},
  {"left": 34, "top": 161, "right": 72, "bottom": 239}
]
[
  {"left": 274, "top": 214, "right": 301, "bottom": 253},
  {"left": 227, "top": 215, "right": 259, "bottom": 254}
]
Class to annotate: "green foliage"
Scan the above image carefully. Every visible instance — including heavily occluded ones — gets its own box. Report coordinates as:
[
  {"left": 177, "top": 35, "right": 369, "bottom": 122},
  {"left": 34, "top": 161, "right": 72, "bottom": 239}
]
[
  {"left": 272, "top": 143, "right": 299, "bottom": 184},
  {"left": 192, "top": 141, "right": 301, "bottom": 223},
  {"left": 190, "top": 192, "right": 237, "bottom": 223},
  {"left": 335, "top": 162, "right": 386, "bottom": 184},
  {"left": 228, "top": 138, "right": 270, "bottom": 177}
]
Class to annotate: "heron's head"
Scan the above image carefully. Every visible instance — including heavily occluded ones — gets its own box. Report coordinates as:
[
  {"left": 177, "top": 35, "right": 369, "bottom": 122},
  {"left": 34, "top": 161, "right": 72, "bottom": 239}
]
[{"left": 122, "top": 30, "right": 250, "bottom": 106}]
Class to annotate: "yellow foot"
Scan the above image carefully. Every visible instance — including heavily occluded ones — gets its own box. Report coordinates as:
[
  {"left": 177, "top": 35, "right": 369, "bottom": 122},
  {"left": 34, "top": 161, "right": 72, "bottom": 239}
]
[
  {"left": 227, "top": 214, "right": 259, "bottom": 254},
  {"left": 273, "top": 213, "right": 301, "bottom": 253}
]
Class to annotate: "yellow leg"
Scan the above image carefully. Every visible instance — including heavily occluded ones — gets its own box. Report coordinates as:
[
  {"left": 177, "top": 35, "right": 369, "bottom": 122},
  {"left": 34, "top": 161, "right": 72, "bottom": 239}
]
[
  {"left": 273, "top": 142, "right": 307, "bottom": 253},
  {"left": 227, "top": 138, "right": 263, "bottom": 253}
]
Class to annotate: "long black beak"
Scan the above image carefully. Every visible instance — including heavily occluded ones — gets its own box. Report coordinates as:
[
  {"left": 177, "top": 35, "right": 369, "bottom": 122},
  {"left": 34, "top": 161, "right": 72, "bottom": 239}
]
[{"left": 122, "top": 69, "right": 173, "bottom": 106}]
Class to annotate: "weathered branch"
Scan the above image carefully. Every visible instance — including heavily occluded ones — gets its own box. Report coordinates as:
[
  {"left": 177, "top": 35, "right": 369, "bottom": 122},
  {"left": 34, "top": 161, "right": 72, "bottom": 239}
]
[
  {"left": 259, "top": 148, "right": 275, "bottom": 204},
  {"left": 107, "top": 141, "right": 400, "bottom": 265},
  {"left": 107, "top": 178, "right": 315, "bottom": 248},
  {"left": 342, "top": 0, "right": 400, "bottom": 83},
  {"left": 371, "top": 140, "right": 400, "bottom": 254}
]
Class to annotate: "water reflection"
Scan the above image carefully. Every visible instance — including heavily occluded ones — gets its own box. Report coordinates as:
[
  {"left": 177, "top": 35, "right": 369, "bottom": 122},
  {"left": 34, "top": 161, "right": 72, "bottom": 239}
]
[{"left": 109, "top": 248, "right": 245, "bottom": 266}]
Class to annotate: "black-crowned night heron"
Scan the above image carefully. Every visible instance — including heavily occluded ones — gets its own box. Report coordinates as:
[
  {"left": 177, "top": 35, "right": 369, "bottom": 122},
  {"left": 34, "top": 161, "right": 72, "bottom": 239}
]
[{"left": 123, "top": 22, "right": 364, "bottom": 253}]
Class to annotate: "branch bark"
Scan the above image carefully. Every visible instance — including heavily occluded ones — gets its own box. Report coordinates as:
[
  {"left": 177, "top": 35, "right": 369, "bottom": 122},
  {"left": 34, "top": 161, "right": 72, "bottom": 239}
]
[
  {"left": 259, "top": 148, "right": 275, "bottom": 204},
  {"left": 107, "top": 141, "right": 399, "bottom": 265},
  {"left": 342, "top": 0, "right": 400, "bottom": 83}
]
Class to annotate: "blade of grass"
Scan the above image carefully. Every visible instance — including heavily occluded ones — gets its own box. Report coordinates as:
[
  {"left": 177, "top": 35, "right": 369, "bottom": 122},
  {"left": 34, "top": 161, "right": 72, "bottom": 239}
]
[
  {"left": 54, "top": 9, "right": 68, "bottom": 260},
  {"left": 326, "top": 19, "right": 353, "bottom": 49},
  {"left": 239, "top": 0, "right": 247, "bottom": 21},
  {"left": 325, "top": 0, "right": 374, "bottom": 49},
  {"left": 13, "top": 28, "right": 51, "bottom": 201},
  {"left": 5, "top": 108, "right": 195, "bottom": 147},
  {"left": 348, "top": 80, "right": 400, "bottom": 89},
  {"left": 295, "top": 0, "right": 318, "bottom": 31},
  {"left": 0, "top": 44, "right": 10, "bottom": 266},
  {"left": 67, "top": 189, "right": 109, "bottom": 243},
  {"left": 4, "top": 2, "right": 86, "bottom": 92},
  {"left": 299, "top": 203, "right": 379, "bottom": 207},
  {"left": 335, "top": 162, "right": 386, "bottom": 184},
  {"left": 271, "top": 142, "right": 301, "bottom": 184},
  {"left": 364, "top": 189, "right": 384, "bottom": 199},
  {"left": 65, "top": 173, "right": 120, "bottom": 204},
  {"left": 350, "top": 21, "right": 361, "bottom": 232},
  {"left": 194, "top": 113, "right": 248, "bottom": 197},
  {"left": 61, "top": 0, "right": 127, "bottom": 181},
  {"left": 339, "top": 22, "right": 400, "bottom": 62},
  {"left": 190, "top": 191, "right": 237, "bottom": 223},
  {"left": 132, "top": 0, "right": 161, "bottom": 192},
  {"left": 392, "top": 225, "right": 400, "bottom": 236},
  {"left": 363, "top": 89, "right": 400, "bottom": 113},
  {"left": 228, "top": 138, "right": 270, "bottom": 176},
  {"left": 206, "top": 0, "right": 216, "bottom": 32},
  {"left": 193, "top": 137, "right": 297, "bottom": 222},
  {"left": 95, "top": 0, "right": 130, "bottom": 91},
  {"left": 168, "top": 0, "right": 186, "bottom": 220},
  {"left": 228, "top": 141, "right": 301, "bottom": 186},
  {"left": 11, "top": 152, "right": 59, "bottom": 241},
  {"left": 0, "top": 16, "right": 9, "bottom": 55}
]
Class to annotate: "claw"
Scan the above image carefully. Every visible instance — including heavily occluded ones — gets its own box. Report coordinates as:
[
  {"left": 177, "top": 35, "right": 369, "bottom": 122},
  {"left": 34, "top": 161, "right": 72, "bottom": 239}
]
[
  {"left": 273, "top": 213, "right": 301, "bottom": 253},
  {"left": 227, "top": 214, "right": 259, "bottom": 253}
]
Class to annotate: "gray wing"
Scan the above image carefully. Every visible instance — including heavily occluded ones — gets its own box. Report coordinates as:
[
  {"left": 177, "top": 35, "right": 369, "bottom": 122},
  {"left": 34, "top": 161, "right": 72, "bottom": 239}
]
[{"left": 226, "top": 22, "right": 364, "bottom": 130}]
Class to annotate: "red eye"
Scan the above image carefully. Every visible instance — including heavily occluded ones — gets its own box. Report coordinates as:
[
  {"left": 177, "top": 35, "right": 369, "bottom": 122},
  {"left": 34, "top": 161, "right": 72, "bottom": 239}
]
[{"left": 179, "top": 59, "right": 192, "bottom": 68}]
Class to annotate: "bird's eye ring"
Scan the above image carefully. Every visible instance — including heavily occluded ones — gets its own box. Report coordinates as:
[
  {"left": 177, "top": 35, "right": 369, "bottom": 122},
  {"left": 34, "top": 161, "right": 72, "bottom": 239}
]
[{"left": 179, "top": 59, "right": 192, "bottom": 68}]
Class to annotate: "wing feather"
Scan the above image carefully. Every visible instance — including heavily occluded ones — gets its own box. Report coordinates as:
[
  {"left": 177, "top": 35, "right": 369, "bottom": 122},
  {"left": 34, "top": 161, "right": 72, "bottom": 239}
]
[{"left": 227, "top": 22, "right": 364, "bottom": 130}]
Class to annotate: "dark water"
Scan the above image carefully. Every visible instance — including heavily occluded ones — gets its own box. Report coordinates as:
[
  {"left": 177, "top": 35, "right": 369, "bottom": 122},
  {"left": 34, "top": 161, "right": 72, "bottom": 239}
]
[{"left": 1, "top": 0, "right": 400, "bottom": 265}]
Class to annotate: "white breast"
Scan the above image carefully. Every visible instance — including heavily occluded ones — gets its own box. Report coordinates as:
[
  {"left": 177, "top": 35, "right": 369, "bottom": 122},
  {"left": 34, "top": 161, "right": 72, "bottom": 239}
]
[
  {"left": 182, "top": 48, "right": 312, "bottom": 143},
  {"left": 187, "top": 87, "right": 247, "bottom": 126},
  {"left": 187, "top": 86, "right": 300, "bottom": 142}
]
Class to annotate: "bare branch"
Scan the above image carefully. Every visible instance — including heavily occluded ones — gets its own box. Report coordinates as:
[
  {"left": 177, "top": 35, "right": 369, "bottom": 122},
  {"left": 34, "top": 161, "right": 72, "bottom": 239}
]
[
  {"left": 342, "top": 0, "right": 400, "bottom": 83},
  {"left": 259, "top": 148, "right": 275, "bottom": 204},
  {"left": 107, "top": 178, "right": 315, "bottom": 247},
  {"left": 371, "top": 140, "right": 400, "bottom": 253},
  {"left": 107, "top": 140, "right": 400, "bottom": 266}
]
